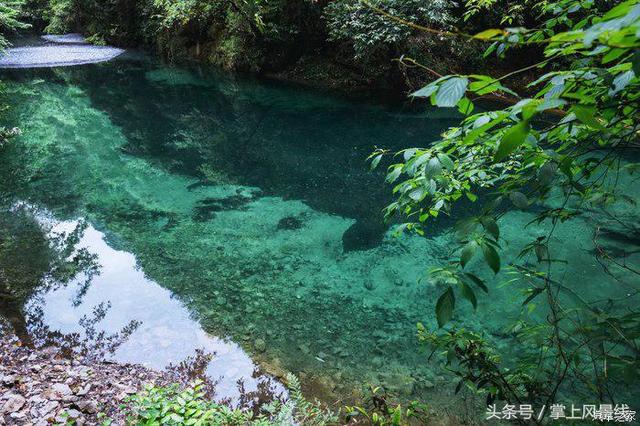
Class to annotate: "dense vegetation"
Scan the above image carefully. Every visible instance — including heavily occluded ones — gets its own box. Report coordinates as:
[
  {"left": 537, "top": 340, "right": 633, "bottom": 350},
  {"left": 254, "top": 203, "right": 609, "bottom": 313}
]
[
  {"left": 16, "top": 0, "right": 523, "bottom": 91},
  {"left": 1, "top": 0, "right": 638, "bottom": 424}
]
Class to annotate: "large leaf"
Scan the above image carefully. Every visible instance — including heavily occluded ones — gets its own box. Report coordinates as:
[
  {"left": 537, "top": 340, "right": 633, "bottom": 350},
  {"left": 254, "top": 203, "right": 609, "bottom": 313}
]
[
  {"left": 509, "top": 191, "right": 529, "bottom": 209},
  {"left": 571, "top": 105, "right": 605, "bottom": 130},
  {"left": 460, "top": 240, "right": 478, "bottom": 268},
  {"left": 436, "top": 287, "right": 455, "bottom": 327},
  {"left": 494, "top": 120, "right": 530, "bottom": 162},
  {"left": 435, "top": 77, "right": 469, "bottom": 108},
  {"left": 460, "top": 282, "right": 477, "bottom": 309},
  {"left": 410, "top": 84, "right": 438, "bottom": 98},
  {"left": 480, "top": 217, "right": 500, "bottom": 240},
  {"left": 473, "top": 29, "right": 504, "bottom": 40},
  {"left": 464, "top": 273, "right": 488, "bottom": 293},
  {"left": 482, "top": 243, "right": 501, "bottom": 274}
]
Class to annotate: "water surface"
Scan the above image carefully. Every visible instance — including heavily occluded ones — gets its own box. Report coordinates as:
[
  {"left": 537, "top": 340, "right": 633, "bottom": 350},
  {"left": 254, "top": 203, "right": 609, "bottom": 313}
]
[{"left": 1, "top": 51, "right": 638, "bottom": 412}]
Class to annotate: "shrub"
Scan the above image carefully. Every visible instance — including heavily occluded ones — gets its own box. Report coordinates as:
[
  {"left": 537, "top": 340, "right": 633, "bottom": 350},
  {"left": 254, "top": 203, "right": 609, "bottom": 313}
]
[{"left": 324, "top": 0, "right": 453, "bottom": 58}]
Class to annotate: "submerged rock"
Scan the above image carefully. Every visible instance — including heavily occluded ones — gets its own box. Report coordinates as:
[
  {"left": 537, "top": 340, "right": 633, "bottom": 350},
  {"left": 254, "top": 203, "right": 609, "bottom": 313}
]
[
  {"left": 254, "top": 338, "right": 266, "bottom": 353},
  {"left": 342, "top": 219, "right": 387, "bottom": 252},
  {"left": 276, "top": 215, "right": 304, "bottom": 230}
]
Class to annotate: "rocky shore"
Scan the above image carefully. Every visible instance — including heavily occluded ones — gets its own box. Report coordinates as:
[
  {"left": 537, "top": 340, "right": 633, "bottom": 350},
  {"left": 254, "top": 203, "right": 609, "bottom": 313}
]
[{"left": 0, "top": 335, "right": 170, "bottom": 425}]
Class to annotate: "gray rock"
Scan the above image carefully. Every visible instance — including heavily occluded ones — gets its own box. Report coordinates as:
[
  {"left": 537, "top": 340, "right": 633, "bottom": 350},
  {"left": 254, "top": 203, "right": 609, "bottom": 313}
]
[
  {"left": 1, "top": 375, "right": 16, "bottom": 386},
  {"left": 75, "top": 399, "right": 98, "bottom": 414},
  {"left": 9, "top": 410, "right": 26, "bottom": 420},
  {"left": 44, "top": 383, "right": 72, "bottom": 400},
  {"left": 39, "top": 400, "right": 58, "bottom": 417},
  {"left": 75, "top": 384, "right": 91, "bottom": 396},
  {"left": 1, "top": 394, "right": 26, "bottom": 413}
]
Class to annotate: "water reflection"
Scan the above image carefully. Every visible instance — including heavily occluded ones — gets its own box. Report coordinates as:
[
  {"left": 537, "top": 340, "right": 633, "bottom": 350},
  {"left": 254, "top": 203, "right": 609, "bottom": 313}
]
[{"left": 0, "top": 204, "right": 283, "bottom": 402}]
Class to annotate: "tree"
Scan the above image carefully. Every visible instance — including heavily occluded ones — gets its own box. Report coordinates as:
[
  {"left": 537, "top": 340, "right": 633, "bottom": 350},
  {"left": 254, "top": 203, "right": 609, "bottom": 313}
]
[{"left": 372, "top": 0, "right": 640, "bottom": 411}]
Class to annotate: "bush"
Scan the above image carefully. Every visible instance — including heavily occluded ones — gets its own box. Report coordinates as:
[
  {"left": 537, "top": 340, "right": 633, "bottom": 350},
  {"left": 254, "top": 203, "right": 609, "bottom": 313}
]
[
  {"left": 124, "top": 375, "right": 339, "bottom": 426},
  {"left": 324, "top": 0, "right": 453, "bottom": 58}
]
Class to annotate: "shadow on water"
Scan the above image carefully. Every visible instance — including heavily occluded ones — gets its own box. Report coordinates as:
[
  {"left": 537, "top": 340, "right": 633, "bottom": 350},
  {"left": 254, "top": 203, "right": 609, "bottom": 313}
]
[{"left": 1, "top": 59, "right": 464, "bottom": 251}]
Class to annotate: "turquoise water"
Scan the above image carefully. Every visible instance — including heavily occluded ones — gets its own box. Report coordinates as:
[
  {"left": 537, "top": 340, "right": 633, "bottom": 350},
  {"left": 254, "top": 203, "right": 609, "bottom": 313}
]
[{"left": 1, "top": 53, "right": 638, "bottom": 414}]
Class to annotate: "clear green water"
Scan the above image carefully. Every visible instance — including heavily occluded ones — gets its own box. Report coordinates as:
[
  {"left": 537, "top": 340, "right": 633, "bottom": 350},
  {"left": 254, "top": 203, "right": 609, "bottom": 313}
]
[{"left": 0, "top": 54, "right": 638, "bottom": 412}]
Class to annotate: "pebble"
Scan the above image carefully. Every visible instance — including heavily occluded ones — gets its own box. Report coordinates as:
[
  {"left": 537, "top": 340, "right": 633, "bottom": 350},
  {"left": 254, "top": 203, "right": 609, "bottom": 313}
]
[
  {"left": 1, "top": 394, "right": 26, "bottom": 414},
  {"left": 0, "top": 334, "right": 171, "bottom": 425},
  {"left": 75, "top": 399, "right": 99, "bottom": 414},
  {"left": 254, "top": 338, "right": 266, "bottom": 352}
]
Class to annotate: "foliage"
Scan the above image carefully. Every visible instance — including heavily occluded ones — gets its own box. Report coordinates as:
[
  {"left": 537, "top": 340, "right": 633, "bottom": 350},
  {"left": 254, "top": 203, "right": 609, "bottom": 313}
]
[
  {"left": 44, "top": 0, "right": 75, "bottom": 34},
  {"left": 124, "top": 375, "right": 339, "bottom": 426},
  {"left": 0, "top": 0, "right": 28, "bottom": 48},
  {"left": 374, "top": 0, "right": 640, "bottom": 408},
  {"left": 262, "top": 374, "right": 339, "bottom": 425},
  {"left": 325, "top": 0, "right": 452, "bottom": 58},
  {"left": 344, "top": 385, "right": 429, "bottom": 425},
  {"left": 125, "top": 381, "right": 258, "bottom": 425},
  {"left": 463, "top": 0, "right": 548, "bottom": 25}
]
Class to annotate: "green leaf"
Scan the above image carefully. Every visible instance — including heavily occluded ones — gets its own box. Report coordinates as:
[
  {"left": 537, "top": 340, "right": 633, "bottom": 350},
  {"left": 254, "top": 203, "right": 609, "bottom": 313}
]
[
  {"left": 457, "top": 97, "right": 474, "bottom": 115},
  {"left": 464, "top": 273, "right": 488, "bottom": 293},
  {"left": 494, "top": 120, "right": 530, "bottom": 162},
  {"left": 435, "top": 77, "right": 469, "bottom": 108},
  {"left": 409, "top": 187, "right": 426, "bottom": 201},
  {"left": 610, "top": 70, "right": 635, "bottom": 95},
  {"left": 460, "top": 240, "right": 478, "bottom": 268},
  {"left": 482, "top": 243, "right": 500, "bottom": 274},
  {"left": 437, "top": 153, "right": 454, "bottom": 170},
  {"left": 522, "top": 287, "right": 544, "bottom": 306},
  {"left": 481, "top": 217, "right": 499, "bottom": 240},
  {"left": 509, "top": 191, "right": 529, "bottom": 209},
  {"left": 571, "top": 105, "right": 605, "bottom": 130},
  {"left": 386, "top": 166, "right": 402, "bottom": 183},
  {"left": 370, "top": 154, "right": 382, "bottom": 170},
  {"left": 632, "top": 50, "right": 640, "bottom": 77},
  {"left": 460, "top": 282, "right": 477, "bottom": 309},
  {"left": 425, "top": 157, "right": 443, "bottom": 177},
  {"left": 473, "top": 29, "right": 504, "bottom": 40},
  {"left": 411, "top": 84, "right": 438, "bottom": 98},
  {"left": 435, "top": 287, "right": 455, "bottom": 327}
]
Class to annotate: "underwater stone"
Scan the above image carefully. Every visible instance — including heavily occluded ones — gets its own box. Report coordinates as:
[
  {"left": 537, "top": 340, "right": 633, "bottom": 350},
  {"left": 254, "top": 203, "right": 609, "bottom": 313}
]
[
  {"left": 371, "top": 356, "right": 383, "bottom": 368},
  {"left": 254, "top": 338, "right": 266, "bottom": 352},
  {"left": 277, "top": 215, "right": 304, "bottom": 230},
  {"left": 364, "top": 281, "right": 374, "bottom": 291},
  {"left": 342, "top": 220, "right": 387, "bottom": 252}
]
